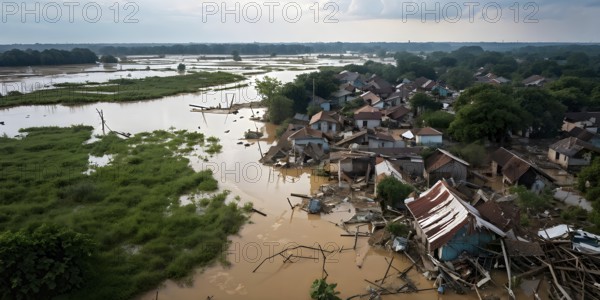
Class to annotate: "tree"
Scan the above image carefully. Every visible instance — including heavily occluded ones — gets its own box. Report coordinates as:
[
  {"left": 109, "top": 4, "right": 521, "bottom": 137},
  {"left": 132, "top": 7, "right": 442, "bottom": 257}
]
[
  {"left": 281, "top": 82, "right": 309, "bottom": 113},
  {"left": 515, "top": 88, "right": 566, "bottom": 138},
  {"left": 409, "top": 93, "right": 441, "bottom": 116},
  {"left": 511, "top": 185, "right": 552, "bottom": 213},
  {"left": 420, "top": 110, "right": 455, "bottom": 129},
  {"left": 177, "top": 63, "right": 186, "bottom": 72},
  {"left": 255, "top": 76, "right": 282, "bottom": 106},
  {"left": 306, "top": 105, "right": 321, "bottom": 118},
  {"left": 0, "top": 225, "right": 95, "bottom": 299},
  {"left": 295, "top": 71, "right": 339, "bottom": 98},
  {"left": 99, "top": 55, "right": 118, "bottom": 64},
  {"left": 441, "top": 67, "right": 474, "bottom": 90},
  {"left": 232, "top": 50, "right": 242, "bottom": 61},
  {"left": 268, "top": 95, "right": 294, "bottom": 125},
  {"left": 310, "top": 279, "right": 341, "bottom": 300},
  {"left": 449, "top": 86, "right": 527, "bottom": 143},
  {"left": 377, "top": 176, "right": 414, "bottom": 209}
]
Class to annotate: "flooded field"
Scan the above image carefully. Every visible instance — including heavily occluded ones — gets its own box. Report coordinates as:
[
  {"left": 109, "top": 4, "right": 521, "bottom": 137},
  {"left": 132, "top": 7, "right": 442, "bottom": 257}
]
[{"left": 0, "top": 56, "right": 517, "bottom": 299}]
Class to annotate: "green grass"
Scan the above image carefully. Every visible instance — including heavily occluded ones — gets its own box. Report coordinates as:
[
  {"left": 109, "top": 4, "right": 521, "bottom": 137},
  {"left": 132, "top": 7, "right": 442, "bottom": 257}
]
[
  {"left": 0, "top": 126, "right": 249, "bottom": 299},
  {"left": 0, "top": 71, "right": 245, "bottom": 108}
]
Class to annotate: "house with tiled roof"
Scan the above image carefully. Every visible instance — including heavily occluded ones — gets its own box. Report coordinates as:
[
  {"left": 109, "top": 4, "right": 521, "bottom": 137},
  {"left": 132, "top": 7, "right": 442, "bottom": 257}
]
[
  {"left": 415, "top": 127, "right": 443, "bottom": 146},
  {"left": 309, "top": 111, "right": 340, "bottom": 134},
  {"left": 424, "top": 149, "right": 470, "bottom": 186},
  {"left": 491, "top": 147, "right": 554, "bottom": 192},
  {"left": 548, "top": 137, "right": 600, "bottom": 170},
  {"left": 522, "top": 75, "right": 548, "bottom": 87},
  {"left": 288, "top": 127, "right": 331, "bottom": 152},
  {"left": 354, "top": 111, "right": 382, "bottom": 129}
]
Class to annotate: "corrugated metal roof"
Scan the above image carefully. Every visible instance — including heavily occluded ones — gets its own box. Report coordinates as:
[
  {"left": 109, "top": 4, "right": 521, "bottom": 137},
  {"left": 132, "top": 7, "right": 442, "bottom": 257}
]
[{"left": 406, "top": 181, "right": 505, "bottom": 251}]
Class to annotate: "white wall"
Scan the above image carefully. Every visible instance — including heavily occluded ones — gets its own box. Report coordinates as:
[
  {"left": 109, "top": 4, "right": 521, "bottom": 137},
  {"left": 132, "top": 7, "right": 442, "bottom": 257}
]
[{"left": 355, "top": 119, "right": 381, "bottom": 129}]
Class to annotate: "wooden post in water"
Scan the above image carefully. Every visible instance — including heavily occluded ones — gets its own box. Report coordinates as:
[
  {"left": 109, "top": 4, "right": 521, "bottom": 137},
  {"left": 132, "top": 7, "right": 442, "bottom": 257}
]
[{"left": 96, "top": 109, "right": 105, "bottom": 135}]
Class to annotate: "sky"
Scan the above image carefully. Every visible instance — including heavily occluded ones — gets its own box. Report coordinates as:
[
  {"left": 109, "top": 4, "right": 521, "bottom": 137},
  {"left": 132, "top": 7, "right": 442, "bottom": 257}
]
[{"left": 1, "top": 0, "right": 599, "bottom": 44}]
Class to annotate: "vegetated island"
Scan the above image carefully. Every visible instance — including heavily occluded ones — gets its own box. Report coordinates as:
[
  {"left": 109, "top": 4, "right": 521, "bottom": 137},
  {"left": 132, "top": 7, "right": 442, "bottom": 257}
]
[
  {"left": 0, "top": 126, "right": 253, "bottom": 300},
  {"left": 0, "top": 71, "right": 246, "bottom": 108}
]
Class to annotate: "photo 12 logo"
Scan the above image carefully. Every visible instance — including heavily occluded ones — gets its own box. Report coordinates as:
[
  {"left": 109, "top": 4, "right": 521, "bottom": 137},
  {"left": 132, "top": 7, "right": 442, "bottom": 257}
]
[
  {"left": 201, "top": 1, "right": 339, "bottom": 24},
  {"left": 1, "top": 1, "right": 140, "bottom": 23},
  {"left": 400, "top": 1, "right": 539, "bottom": 23}
]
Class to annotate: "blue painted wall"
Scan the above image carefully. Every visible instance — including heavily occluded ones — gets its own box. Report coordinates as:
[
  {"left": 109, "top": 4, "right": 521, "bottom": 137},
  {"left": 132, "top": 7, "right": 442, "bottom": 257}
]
[{"left": 438, "top": 227, "right": 496, "bottom": 261}]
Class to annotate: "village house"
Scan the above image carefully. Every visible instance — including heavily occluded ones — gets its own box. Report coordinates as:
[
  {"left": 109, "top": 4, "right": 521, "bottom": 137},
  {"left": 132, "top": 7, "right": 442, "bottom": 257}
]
[
  {"left": 368, "top": 131, "right": 405, "bottom": 148},
  {"left": 330, "top": 151, "right": 374, "bottom": 187},
  {"left": 522, "top": 75, "right": 548, "bottom": 87},
  {"left": 424, "top": 149, "right": 470, "bottom": 186},
  {"left": 336, "top": 70, "right": 366, "bottom": 88},
  {"left": 287, "top": 127, "right": 331, "bottom": 153},
  {"left": 491, "top": 147, "right": 554, "bottom": 193},
  {"left": 563, "top": 112, "right": 600, "bottom": 134},
  {"left": 413, "top": 77, "right": 431, "bottom": 90},
  {"left": 431, "top": 85, "right": 451, "bottom": 97},
  {"left": 309, "top": 95, "right": 331, "bottom": 112},
  {"left": 359, "top": 91, "right": 382, "bottom": 107},
  {"left": 363, "top": 75, "right": 395, "bottom": 98},
  {"left": 406, "top": 180, "right": 506, "bottom": 261},
  {"left": 476, "top": 73, "right": 510, "bottom": 85},
  {"left": 309, "top": 111, "right": 340, "bottom": 134},
  {"left": 354, "top": 111, "right": 382, "bottom": 130},
  {"left": 548, "top": 137, "right": 600, "bottom": 170},
  {"left": 415, "top": 127, "right": 443, "bottom": 146},
  {"left": 565, "top": 127, "right": 600, "bottom": 147},
  {"left": 331, "top": 89, "right": 353, "bottom": 106},
  {"left": 335, "top": 130, "right": 404, "bottom": 149},
  {"left": 383, "top": 106, "right": 411, "bottom": 126}
]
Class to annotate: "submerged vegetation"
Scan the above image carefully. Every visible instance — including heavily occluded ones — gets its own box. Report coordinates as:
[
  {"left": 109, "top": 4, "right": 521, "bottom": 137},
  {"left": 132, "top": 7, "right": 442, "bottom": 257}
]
[
  {"left": 0, "top": 71, "right": 245, "bottom": 108},
  {"left": 0, "top": 126, "right": 250, "bottom": 299}
]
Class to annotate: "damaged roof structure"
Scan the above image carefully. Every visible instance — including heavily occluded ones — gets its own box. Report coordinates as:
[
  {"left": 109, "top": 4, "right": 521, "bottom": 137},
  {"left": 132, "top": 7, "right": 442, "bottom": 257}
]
[{"left": 406, "top": 180, "right": 506, "bottom": 261}]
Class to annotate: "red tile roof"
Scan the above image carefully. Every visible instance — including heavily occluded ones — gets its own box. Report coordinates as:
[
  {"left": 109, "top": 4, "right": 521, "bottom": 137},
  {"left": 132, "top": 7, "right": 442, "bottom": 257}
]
[{"left": 416, "top": 127, "right": 442, "bottom": 136}]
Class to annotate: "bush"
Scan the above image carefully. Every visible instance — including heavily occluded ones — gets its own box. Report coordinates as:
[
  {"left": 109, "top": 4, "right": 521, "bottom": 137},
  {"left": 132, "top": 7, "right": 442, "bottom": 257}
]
[
  {"left": 420, "top": 110, "right": 454, "bottom": 129},
  {"left": 377, "top": 176, "right": 414, "bottom": 209},
  {"left": 512, "top": 186, "right": 552, "bottom": 213},
  {"left": 450, "top": 142, "right": 487, "bottom": 168},
  {"left": 310, "top": 279, "right": 341, "bottom": 300},
  {"left": 561, "top": 206, "right": 589, "bottom": 221},
  {"left": 386, "top": 223, "right": 409, "bottom": 237}
]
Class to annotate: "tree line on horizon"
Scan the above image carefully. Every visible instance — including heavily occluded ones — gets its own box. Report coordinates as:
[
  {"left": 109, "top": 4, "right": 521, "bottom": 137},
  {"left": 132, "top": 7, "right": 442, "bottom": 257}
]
[{"left": 0, "top": 48, "right": 97, "bottom": 67}]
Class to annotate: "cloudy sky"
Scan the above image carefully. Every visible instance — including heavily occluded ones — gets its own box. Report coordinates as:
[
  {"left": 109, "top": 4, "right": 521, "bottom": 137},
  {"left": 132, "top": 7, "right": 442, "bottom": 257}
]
[{"left": 1, "top": 0, "right": 599, "bottom": 43}]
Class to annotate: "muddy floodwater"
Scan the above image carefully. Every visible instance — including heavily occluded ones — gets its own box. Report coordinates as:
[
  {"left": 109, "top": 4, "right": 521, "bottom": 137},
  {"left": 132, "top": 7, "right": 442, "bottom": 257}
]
[{"left": 0, "top": 56, "right": 519, "bottom": 300}]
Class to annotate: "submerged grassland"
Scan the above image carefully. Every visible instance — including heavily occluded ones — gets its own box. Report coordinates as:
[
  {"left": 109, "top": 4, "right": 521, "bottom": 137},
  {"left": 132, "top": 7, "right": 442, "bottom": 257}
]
[
  {"left": 0, "top": 71, "right": 245, "bottom": 108},
  {"left": 0, "top": 126, "right": 251, "bottom": 299}
]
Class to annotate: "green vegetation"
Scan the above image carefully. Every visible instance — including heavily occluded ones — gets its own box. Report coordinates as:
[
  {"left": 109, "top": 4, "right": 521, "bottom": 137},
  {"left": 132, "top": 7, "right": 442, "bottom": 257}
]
[
  {"left": 177, "top": 63, "right": 186, "bottom": 72},
  {"left": 386, "top": 223, "right": 410, "bottom": 237},
  {"left": 268, "top": 95, "right": 294, "bottom": 125},
  {"left": 0, "top": 126, "right": 249, "bottom": 299},
  {"left": 0, "top": 48, "right": 97, "bottom": 66},
  {"left": 449, "top": 85, "right": 527, "bottom": 143},
  {"left": 449, "top": 142, "right": 487, "bottom": 168},
  {"left": 256, "top": 71, "right": 338, "bottom": 124},
  {"left": 100, "top": 55, "right": 118, "bottom": 64},
  {"left": 418, "top": 110, "right": 454, "bottom": 129},
  {"left": 512, "top": 186, "right": 553, "bottom": 213},
  {"left": 578, "top": 159, "right": 600, "bottom": 232},
  {"left": 0, "top": 71, "right": 245, "bottom": 108},
  {"left": 310, "top": 279, "right": 341, "bottom": 300},
  {"left": 376, "top": 176, "right": 414, "bottom": 209},
  {"left": 232, "top": 50, "right": 242, "bottom": 62},
  {"left": 409, "top": 92, "right": 441, "bottom": 116},
  {"left": 0, "top": 225, "right": 96, "bottom": 299}
]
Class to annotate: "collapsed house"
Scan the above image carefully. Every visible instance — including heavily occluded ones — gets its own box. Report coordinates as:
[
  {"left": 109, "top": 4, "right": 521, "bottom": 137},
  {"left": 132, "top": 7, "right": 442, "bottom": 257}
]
[
  {"left": 406, "top": 180, "right": 506, "bottom": 261},
  {"left": 491, "top": 147, "right": 555, "bottom": 192}
]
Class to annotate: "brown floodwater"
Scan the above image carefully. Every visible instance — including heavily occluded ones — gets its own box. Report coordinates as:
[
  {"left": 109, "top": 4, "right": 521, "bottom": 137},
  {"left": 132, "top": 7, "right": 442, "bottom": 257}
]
[{"left": 0, "top": 60, "right": 526, "bottom": 300}]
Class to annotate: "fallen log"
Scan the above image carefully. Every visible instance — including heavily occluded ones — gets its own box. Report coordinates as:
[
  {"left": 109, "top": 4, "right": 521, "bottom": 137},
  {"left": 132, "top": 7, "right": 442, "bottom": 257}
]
[{"left": 251, "top": 208, "right": 267, "bottom": 217}]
